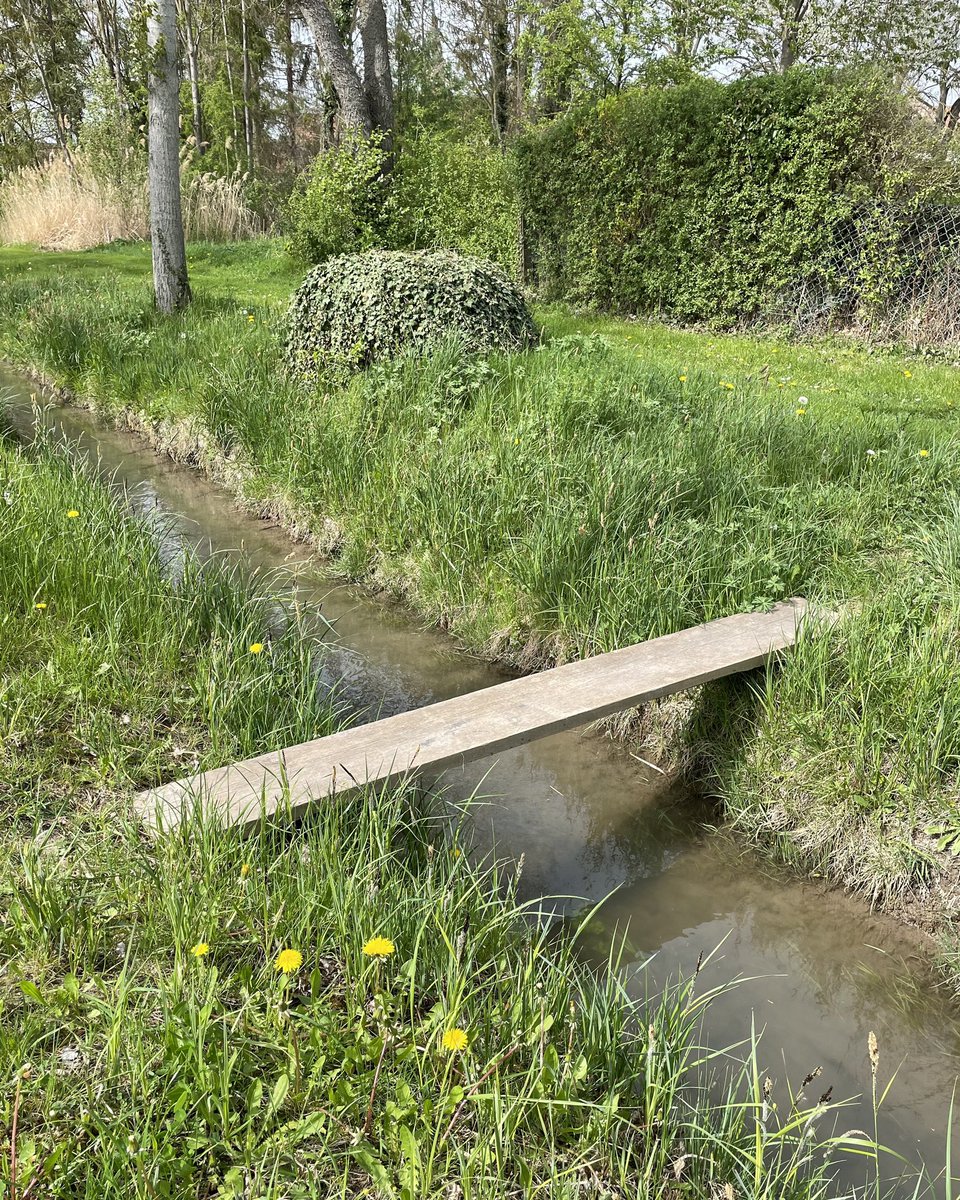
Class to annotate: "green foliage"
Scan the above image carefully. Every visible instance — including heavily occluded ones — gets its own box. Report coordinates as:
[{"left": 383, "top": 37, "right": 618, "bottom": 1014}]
[
  {"left": 285, "top": 249, "right": 537, "bottom": 376},
  {"left": 195, "top": 68, "right": 246, "bottom": 178},
  {"left": 0, "top": 431, "right": 336, "bottom": 795},
  {"left": 517, "top": 68, "right": 960, "bottom": 325},
  {"left": 284, "top": 130, "right": 521, "bottom": 276},
  {"left": 283, "top": 133, "right": 392, "bottom": 264},
  {"left": 77, "top": 66, "right": 146, "bottom": 196},
  {"left": 393, "top": 129, "right": 520, "bottom": 275}
]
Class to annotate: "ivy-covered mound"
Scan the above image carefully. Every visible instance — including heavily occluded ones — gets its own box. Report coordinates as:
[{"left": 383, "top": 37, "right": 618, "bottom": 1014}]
[{"left": 285, "top": 249, "right": 538, "bottom": 377}]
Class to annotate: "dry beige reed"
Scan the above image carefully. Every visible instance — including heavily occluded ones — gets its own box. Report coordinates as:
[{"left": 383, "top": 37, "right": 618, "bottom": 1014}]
[{"left": 0, "top": 155, "right": 261, "bottom": 249}]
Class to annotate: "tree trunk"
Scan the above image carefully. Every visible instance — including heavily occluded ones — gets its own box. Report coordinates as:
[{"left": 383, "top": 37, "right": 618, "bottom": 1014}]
[
  {"left": 299, "top": 0, "right": 371, "bottom": 135},
  {"left": 147, "top": 0, "right": 191, "bottom": 312},
  {"left": 181, "top": 0, "right": 204, "bottom": 150},
  {"left": 778, "top": 0, "right": 808, "bottom": 71},
  {"left": 22, "top": 6, "right": 71, "bottom": 157},
  {"left": 359, "top": 0, "right": 394, "bottom": 151},
  {"left": 219, "top": 0, "right": 241, "bottom": 170},
  {"left": 92, "top": 0, "right": 125, "bottom": 110},
  {"left": 936, "top": 71, "right": 948, "bottom": 124},
  {"left": 284, "top": 0, "right": 297, "bottom": 159},
  {"left": 489, "top": 1, "right": 509, "bottom": 143},
  {"left": 240, "top": 0, "right": 255, "bottom": 169}
]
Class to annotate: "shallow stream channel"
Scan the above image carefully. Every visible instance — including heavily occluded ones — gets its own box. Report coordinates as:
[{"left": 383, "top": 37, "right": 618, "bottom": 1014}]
[{"left": 2, "top": 364, "right": 958, "bottom": 1190}]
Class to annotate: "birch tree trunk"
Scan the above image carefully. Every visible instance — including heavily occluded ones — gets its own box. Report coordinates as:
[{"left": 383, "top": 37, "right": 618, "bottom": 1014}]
[
  {"left": 180, "top": 0, "right": 204, "bottom": 150},
  {"left": 147, "top": 0, "right": 191, "bottom": 312}
]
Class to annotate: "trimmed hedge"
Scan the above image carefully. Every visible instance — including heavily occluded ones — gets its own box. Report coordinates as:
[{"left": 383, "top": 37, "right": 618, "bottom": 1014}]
[
  {"left": 285, "top": 249, "right": 538, "bottom": 378},
  {"left": 516, "top": 69, "right": 959, "bottom": 326}
]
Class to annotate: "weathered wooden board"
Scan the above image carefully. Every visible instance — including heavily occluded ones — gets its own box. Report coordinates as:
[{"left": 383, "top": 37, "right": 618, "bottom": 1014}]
[{"left": 138, "top": 598, "right": 809, "bottom": 832}]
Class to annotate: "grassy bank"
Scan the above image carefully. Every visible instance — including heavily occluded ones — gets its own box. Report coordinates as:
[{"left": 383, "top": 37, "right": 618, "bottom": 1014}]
[
  {"left": 2, "top": 241, "right": 960, "bottom": 973},
  {"left": 0, "top": 431, "right": 906, "bottom": 1198}
]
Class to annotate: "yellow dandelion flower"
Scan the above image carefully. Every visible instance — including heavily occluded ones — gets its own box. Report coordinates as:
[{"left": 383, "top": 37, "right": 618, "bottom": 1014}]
[
  {"left": 191, "top": 942, "right": 210, "bottom": 958},
  {"left": 275, "top": 948, "right": 303, "bottom": 973},
  {"left": 240, "top": 862, "right": 251, "bottom": 878},
  {"left": 441, "top": 1028, "right": 469, "bottom": 1053},
  {"left": 795, "top": 408, "right": 806, "bottom": 416},
  {"left": 247, "top": 315, "right": 255, "bottom": 323},
  {"left": 34, "top": 601, "right": 47, "bottom": 610},
  {"left": 678, "top": 374, "right": 687, "bottom": 383},
  {"left": 362, "top": 936, "right": 395, "bottom": 958},
  {"left": 67, "top": 510, "right": 80, "bottom": 519},
  {"left": 919, "top": 449, "right": 930, "bottom": 458},
  {"left": 903, "top": 370, "right": 912, "bottom": 378},
  {"left": 248, "top": 642, "right": 265, "bottom": 655}
]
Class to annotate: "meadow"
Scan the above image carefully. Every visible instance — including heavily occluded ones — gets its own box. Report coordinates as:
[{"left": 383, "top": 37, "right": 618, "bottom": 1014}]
[
  {"left": 0, "top": 426, "right": 911, "bottom": 1198},
  {"left": 2, "top": 240, "right": 960, "bottom": 978}
]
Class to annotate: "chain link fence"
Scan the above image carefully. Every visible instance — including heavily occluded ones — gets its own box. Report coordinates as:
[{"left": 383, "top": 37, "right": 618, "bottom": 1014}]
[{"left": 771, "top": 202, "right": 960, "bottom": 346}]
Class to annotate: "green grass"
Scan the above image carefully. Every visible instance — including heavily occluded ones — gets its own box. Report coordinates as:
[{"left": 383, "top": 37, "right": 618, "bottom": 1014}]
[
  {"left": 544, "top": 307, "right": 960, "bottom": 428},
  {"left": 0, "top": 422, "right": 337, "bottom": 804},
  {"left": 0, "top": 432, "right": 910, "bottom": 1198},
  {"left": 7, "top": 241, "right": 957, "bottom": 422},
  {"left": 2, "top": 240, "right": 960, "bottom": 965}
]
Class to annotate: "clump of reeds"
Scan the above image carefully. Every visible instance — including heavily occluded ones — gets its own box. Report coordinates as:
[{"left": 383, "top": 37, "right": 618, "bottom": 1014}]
[
  {"left": 0, "top": 156, "right": 146, "bottom": 249},
  {"left": 182, "top": 170, "right": 262, "bottom": 242},
  {"left": 0, "top": 153, "right": 261, "bottom": 250}
]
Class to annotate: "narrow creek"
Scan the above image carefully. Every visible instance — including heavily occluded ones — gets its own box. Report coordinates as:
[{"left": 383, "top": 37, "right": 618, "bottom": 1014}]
[{"left": 3, "top": 366, "right": 959, "bottom": 1189}]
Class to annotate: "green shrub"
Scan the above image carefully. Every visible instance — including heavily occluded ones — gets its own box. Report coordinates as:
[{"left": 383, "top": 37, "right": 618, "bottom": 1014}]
[
  {"left": 516, "top": 68, "right": 960, "bottom": 326},
  {"left": 284, "top": 130, "right": 522, "bottom": 275},
  {"left": 393, "top": 129, "right": 521, "bottom": 276},
  {"left": 284, "top": 133, "right": 392, "bottom": 264},
  {"left": 285, "top": 248, "right": 538, "bottom": 377}
]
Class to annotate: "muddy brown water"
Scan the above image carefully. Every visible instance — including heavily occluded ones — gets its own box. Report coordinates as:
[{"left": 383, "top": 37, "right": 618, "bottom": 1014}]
[{"left": 3, "top": 368, "right": 959, "bottom": 1191}]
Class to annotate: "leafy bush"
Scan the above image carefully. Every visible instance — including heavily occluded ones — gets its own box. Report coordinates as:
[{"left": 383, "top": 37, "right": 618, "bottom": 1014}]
[
  {"left": 516, "top": 68, "right": 960, "bottom": 328},
  {"left": 284, "top": 133, "right": 392, "bottom": 264},
  {"left": 285, "top": 249, "right": 538, "bottom": 376},
  {"left": 393, "top": 129, "right": 521, "bottom": 276},
  {"left": 284, "top": 130, "right": 521, "bottom": 275}
]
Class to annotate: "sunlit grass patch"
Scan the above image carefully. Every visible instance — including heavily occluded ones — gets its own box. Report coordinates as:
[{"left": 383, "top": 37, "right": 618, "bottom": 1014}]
[
  {"left": 0, "top": 429, "right": 338, "bottom": 813},
  {"left": 7, "top": 776, "right": 911, "bottom": 1198}
]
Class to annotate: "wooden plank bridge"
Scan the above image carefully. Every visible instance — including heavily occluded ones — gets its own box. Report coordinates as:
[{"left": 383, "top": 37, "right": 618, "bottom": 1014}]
[{"left": 138, "top": 598, "right": 811, "bottom": 832}]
